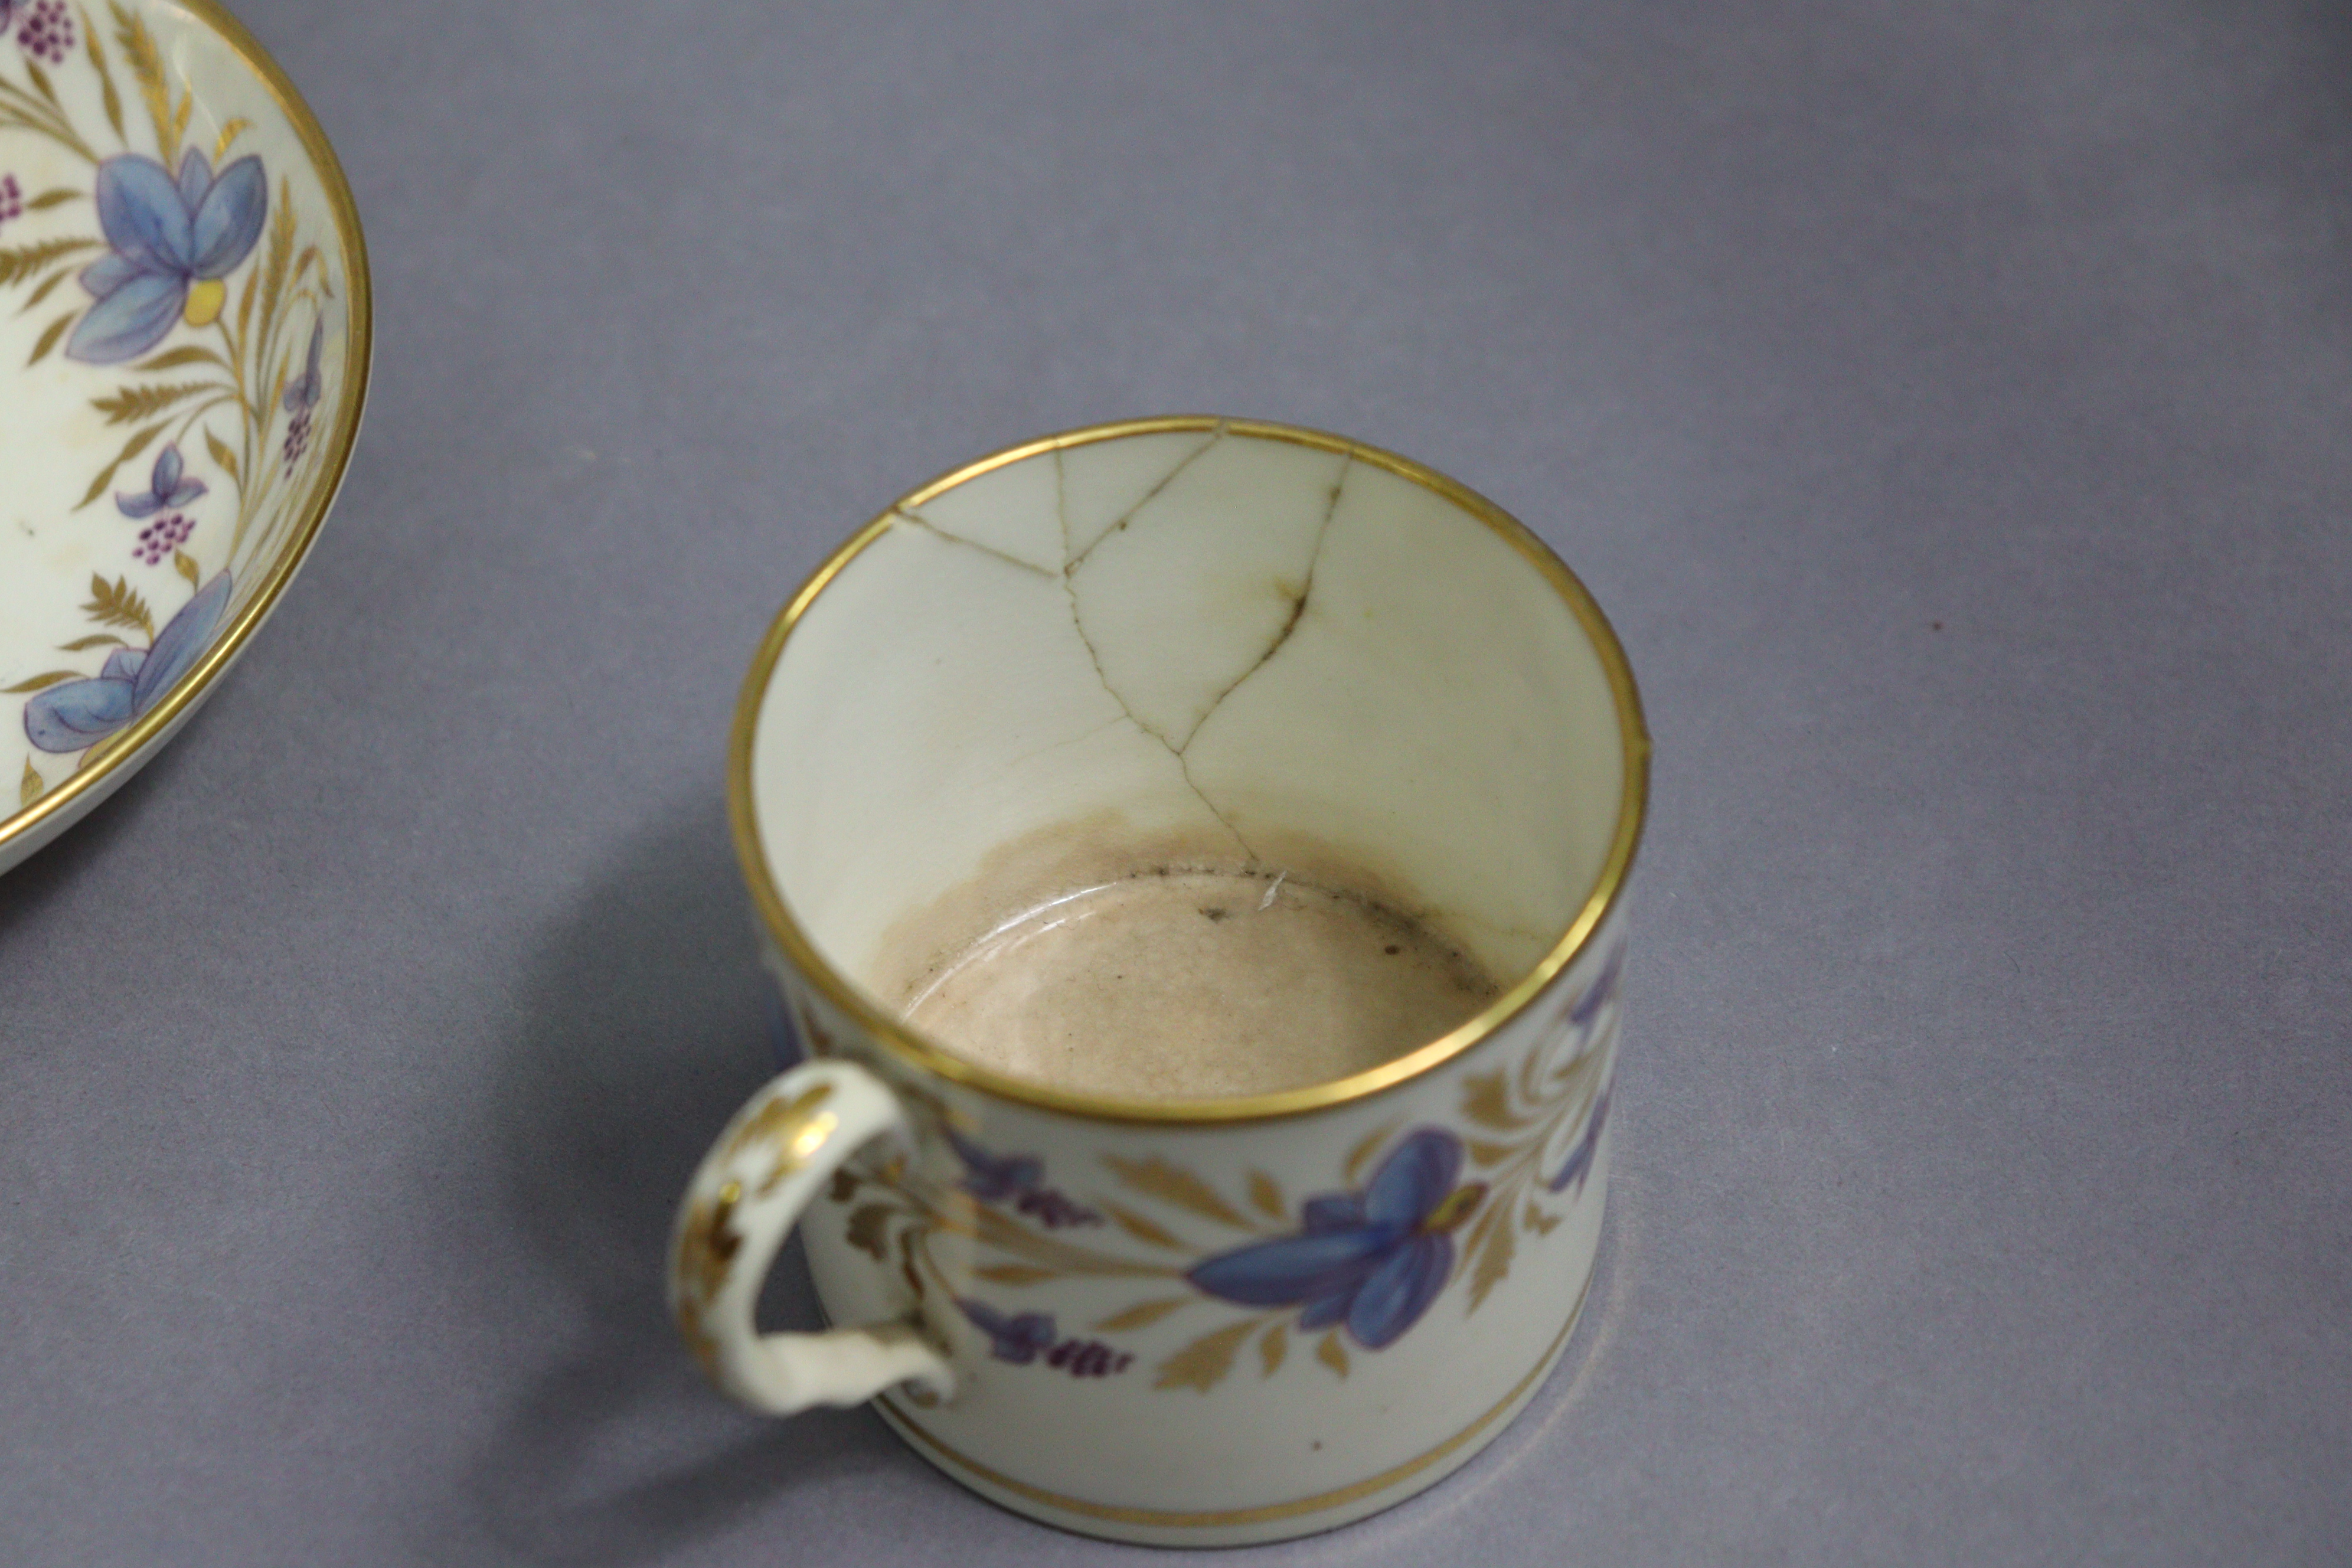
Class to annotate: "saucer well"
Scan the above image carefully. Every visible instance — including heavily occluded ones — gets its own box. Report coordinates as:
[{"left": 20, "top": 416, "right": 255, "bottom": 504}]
[{"left": 0, "top": 0, "right": 368, "bottom": 874}]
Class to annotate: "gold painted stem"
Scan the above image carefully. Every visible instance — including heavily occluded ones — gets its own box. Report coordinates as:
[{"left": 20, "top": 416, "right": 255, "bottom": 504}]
[{"left": 0, "top": 81, "right": 96, "bottom": 161}]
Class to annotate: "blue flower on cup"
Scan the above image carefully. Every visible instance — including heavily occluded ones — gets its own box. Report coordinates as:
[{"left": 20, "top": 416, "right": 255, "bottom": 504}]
[
  {"left": 946, "top": 1128, "right": 1041, "bottom": 1201},
  {"left": 1186, "top": 1129, "right": 1485, "bottom": 1350},
  {"left": 946, "top": 1127, "right": 1102, "bottom": 1229},
  {"left": 1540, "top": 1080, "right": 1612, "bottom": 1196},
  {"left": 66, "top": 151, "right": 267, "bottom": 364},
  {"left": 24, "top": 571, "right": 232, "bottom": 752},
  {"left": 956, "top": 1298, "right": 1057, "bottom": 1365},
  {"left": 1565, "top": 942, "right": 1625, "bottom": 1034},
  {"left": 117, "top": 443, "right": 206, "bottom": 518}
]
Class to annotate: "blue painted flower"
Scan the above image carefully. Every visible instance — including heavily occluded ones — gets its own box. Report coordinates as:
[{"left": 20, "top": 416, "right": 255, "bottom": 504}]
[
  {"left": 24, "top": 572, "right": 231, "bottom": 752},
  {"left": 66, "top": 151, "right": 266, "bottom": 364},
  {"left": 956, "top": 1298, "right": 1057, "bottom": 1365},
  {"left": 1566, "top": 942, "right": 1626, "bottom": 1034},
  {"left": 1541, "top": 1080, "right": 1612, "bottom": 1196},
  {"left": 285, "top": 315, "right": 324, "bottom": 413},
  {"left": 945, "top": 1126, "right": 1100, "bottom": 1227},
  {"left": 116, "top": 443, "right": 205, "bottom": 519},
  {"left": 1187, "top": 1129, "right": 1486, "bottom": 1350},
  {"left": 946, "top": 1127, "right": 1041, "bottom": 1202}
]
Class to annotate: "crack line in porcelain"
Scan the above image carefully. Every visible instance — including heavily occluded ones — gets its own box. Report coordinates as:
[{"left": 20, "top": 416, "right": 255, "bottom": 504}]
[{"left": 727, "top": 416, "right": 1650, "bottom": 1125}]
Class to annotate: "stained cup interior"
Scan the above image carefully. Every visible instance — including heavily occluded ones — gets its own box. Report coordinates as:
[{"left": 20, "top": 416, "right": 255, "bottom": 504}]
[{"left": 741, "top": 420, "right": 1643, "bottom": 1107}]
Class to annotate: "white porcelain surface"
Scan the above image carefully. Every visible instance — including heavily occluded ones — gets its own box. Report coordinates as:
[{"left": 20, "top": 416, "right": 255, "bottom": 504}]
[
  {"left": 0, "top": 0, "right": 368, "bottom": 873},
  {"left": 673, "top": 419, "right": 1648, "bottom": 1546}
]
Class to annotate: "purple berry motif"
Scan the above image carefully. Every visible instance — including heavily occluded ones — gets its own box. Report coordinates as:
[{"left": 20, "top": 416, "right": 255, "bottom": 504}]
[
  {"left": 15, "top": 0, "right": 73, "bottom": 64},
  {"left": 954, "top": 1299, "right": 1136, "bottom": 1379},
  {"left": 0, "top": 174, "right": 20, "bottom": 232},
  {"left": 132, "top": 512, "right": 194, "bottom": 566},
  {"left": 117, "top": 443, "right": 206, "bottom": 565},
  {"left": 281, "top": 316, "right": 325, "bottom": 474},
  {"left": 1015, "top": 1188, "right": 1102, "bottom": 1229},
  {"left": 1043, "top": 1338, "right": 1134, "bottom": 1378}
]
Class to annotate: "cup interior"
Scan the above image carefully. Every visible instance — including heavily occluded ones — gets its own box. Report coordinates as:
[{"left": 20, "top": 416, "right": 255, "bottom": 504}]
[{"left": 742, "top": 420, "right": 1640, "bottom": 1106}]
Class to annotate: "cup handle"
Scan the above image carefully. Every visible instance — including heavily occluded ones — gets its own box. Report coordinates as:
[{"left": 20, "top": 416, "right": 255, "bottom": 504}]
[{"left": 669, "top": 1058, "right": 956, "bottom": 1413}]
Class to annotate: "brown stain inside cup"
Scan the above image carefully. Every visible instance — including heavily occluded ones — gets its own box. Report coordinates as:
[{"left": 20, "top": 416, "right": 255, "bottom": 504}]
[{"left": 894, "top": 865, "right": 1499, "bottom": 1100}]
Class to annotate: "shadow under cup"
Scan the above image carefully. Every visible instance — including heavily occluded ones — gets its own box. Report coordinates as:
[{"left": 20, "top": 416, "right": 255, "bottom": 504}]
[{"left": 746, "top": 419, "right": 1634, "bottom": 1110}]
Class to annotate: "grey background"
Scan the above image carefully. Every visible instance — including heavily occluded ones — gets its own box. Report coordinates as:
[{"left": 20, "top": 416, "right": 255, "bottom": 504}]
[{"left": 2, "top": 0, "right": 2348, "bottom": 1562}]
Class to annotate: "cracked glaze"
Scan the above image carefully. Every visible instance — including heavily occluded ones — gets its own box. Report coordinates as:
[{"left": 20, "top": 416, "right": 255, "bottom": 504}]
[
  {"left": 911, "top": 430, "right": 1347, "bottom": 864},
  {"left": 1063, "top": 432, "right": 1344, "bottom": 756},
  {"left": 757, "top": 424, "right": 1629, "bottom": 999}
]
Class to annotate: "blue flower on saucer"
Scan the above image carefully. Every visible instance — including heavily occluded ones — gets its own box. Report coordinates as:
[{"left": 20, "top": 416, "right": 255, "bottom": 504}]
[
  {"left": 1186, "top": 1128, "right": 1484, "bottom": 1350},
  {"left": 280, "top": 316, "right": 325, "bottom": 470},
  {"left": 284, "top": 315, "right": 324, "bottom": 414},
  {"left": 116, "top": 443, "right": 206, "bottom": 518},
  {"left": 67, "top": 151, "right": 267, "bottom": 364},
  {"left": 24, "top": 572, "right": 232, "bottom": 753}
]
